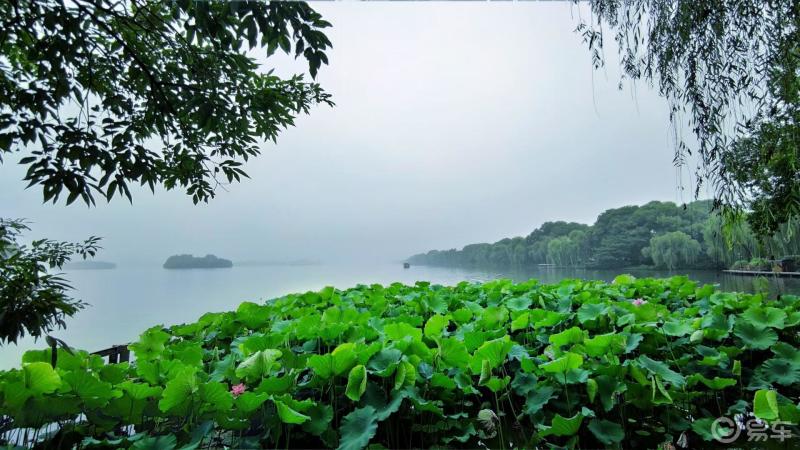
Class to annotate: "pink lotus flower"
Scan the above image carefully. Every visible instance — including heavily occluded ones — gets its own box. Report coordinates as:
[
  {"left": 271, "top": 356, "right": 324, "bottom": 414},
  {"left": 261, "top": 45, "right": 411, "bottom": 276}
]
[
  {"left": 231, "top": 383, "right": 246, "bottom": 397},
  {"left": 632, "top": 298, "right": 647, "bottom": 306}
]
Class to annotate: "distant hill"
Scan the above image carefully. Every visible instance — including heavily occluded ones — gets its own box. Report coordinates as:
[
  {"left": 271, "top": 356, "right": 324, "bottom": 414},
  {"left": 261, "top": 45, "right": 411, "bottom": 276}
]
[
  {"left": 163, "top": 254, "right": 233, "bottom": 269},
  {"left": 63, "top": 261, "right": 116, "bottom": 270}
]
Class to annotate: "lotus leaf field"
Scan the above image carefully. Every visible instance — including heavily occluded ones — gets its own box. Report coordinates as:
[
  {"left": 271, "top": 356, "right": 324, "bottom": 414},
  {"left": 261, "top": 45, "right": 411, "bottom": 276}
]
[{"left": 2, "top": 276, "right": 800, "bottom": 449}]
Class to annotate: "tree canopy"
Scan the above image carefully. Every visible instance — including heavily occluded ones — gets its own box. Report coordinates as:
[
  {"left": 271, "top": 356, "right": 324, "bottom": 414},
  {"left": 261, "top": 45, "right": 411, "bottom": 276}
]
[
  {"left": 1, "top": 0, "right": 332, "bottom": 205},
  {"left": 408, "top": 200, "right": 800, "bottom": 270},
  {"left": 579, "top": 0, "right": 800, "bottom": 235}
]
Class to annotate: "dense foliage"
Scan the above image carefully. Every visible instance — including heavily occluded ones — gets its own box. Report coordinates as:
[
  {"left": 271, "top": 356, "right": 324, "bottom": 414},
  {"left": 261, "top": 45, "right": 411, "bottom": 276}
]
[
  {"left": 1, "top": 276, "right": 799, "bottom": 449},
  {"left": 0, "top": 219, "right": 99, "bottom": 345},
  {"left": 0, "top": 0, "right": 332, "bottom": 205},
  {"left": 579, "top": 0, "right": 800, "bottom": 236},
  {"left": 409, "top": 200, "right": 800, "bottom": 270},
  {"left": 162, "top": 254, "right": 233, "bottom": 270}
]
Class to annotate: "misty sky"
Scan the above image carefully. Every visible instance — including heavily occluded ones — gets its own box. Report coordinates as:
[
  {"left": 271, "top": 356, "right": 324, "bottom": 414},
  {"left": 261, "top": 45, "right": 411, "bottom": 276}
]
[{"left": 1, "top": 2, "right": 705, "bottom": 264}]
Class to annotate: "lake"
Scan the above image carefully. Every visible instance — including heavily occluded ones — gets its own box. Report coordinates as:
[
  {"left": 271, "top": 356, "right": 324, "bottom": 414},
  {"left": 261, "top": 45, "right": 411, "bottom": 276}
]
[{"left": 2, "top": 263, "right": 798, "bottom": 369}]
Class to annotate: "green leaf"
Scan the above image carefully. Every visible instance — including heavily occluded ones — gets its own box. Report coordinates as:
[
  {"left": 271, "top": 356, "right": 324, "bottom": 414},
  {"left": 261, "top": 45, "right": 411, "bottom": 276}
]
[
  {"left": 23, "top": 362, "right": 61, "bottom": 395},
  {"left": 302, "top": 403, "right": 333, "bottom": 436},
  {"left": 506, "top": 296, "right": 532, "bottom": 311},
  {"left": 423, "top": 314, "right": 449, "bottom": 339},
  {"left": 754, "top": 389, "right": 779, "bottom": 421},
  {"left": 62, "top": 371, "right": 117, "bottom": 408},
  {"left": 734, "top": 321, "right": 778, "bottom": 349},
  {"left": 346, "top": 365, "right": 368, "bottom": 401},
  {"left": 540, "top": 412, "right": 584, "bottom": 437},
  {"left": 438, "top": 338, "right": 470, "bottom": 369},
  {"left": 549, "top": 327, "right": 585, "bottom": 347},
  {"left": 235, "top": 349, "right": 282, "bottom": 380},
  {"left": 742, "top": 306, "right": 786, "bottom": 329},
  {"left": 337, "top": 406, "right": 378, "bottom": 450},
  {"left": 131, "top": 435, "right": 177, "bottom": 450},
  {"left": 237, "top": 391, "right": 269, "bottom": 413},
  {"left": 274, "top": 399, "right": 311, "bottom": 424},
  {"left": 662, "top": 320, "right": 694, "bottom": 336},
  {"left": 383, "top": 322, "right": 422, "bottom": 342},
  {"left": 761, "top": 358, "right": 800, "bottom": 385},
  {"left": 199, "top": 382, "right": 233, "bottom": 412},
  {"left": 637, "top": 355, "right": 685, "bottom": 387},
  {"left": 522, "top": 385, "right": 556, "bottom": 415},
  {"left": 510, "top": 312, "right": 529, "bottom": 331},
  {"left": 540, "top": 352, "right": 583, "bottom": 374},
  {"left": 469, "top": 335, "right": 513, "bottom": 374},
  {"left": 588, "top": 419, "right": 624, "bottom": 445},
  {"left": 577, "top": 303, "right": 609, "bottom": 323},
  {"left": 367, "top": 348, "right": 402, "bottom": 376},
  {"left": 158, "top": 370, "right": 196, "bottom": 413},
  {"left": 586, "top": 378, "right": 598, "bottom": 403}
]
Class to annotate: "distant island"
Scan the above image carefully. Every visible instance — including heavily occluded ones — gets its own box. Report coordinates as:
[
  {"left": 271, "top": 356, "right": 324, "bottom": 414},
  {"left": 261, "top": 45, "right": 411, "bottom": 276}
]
[
  {"left": 63, "top": 261, "right": 116, "bottom": 270},
  {"left": 163, "top": 254, "right": 233, "bottom": 269}
]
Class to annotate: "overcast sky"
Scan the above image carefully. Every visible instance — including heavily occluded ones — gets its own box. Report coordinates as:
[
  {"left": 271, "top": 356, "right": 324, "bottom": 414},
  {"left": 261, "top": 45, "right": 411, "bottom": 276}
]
[{"left": 1, "top": 2, "right": 704, "bottom": 264}]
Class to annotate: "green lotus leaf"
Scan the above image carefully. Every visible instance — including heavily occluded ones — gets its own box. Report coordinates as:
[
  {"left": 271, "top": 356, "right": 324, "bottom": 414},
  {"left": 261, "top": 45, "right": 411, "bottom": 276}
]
[
  {"left": 383, "top": 322, "right": 422, "bottom": 342},
  {"left": 754, "top": 389, "right": 779, "bottom": 421},
  {"left": 274, "top": 398, "right": 311, "bottom": 424},
  {"left": 236, "top": 391, "right": 269, "bottom": 413},
  {"left": 540, "top": 352, "right": 584, "bottom": 374},
  {"left": 549, "top": 327, "right": 585, "bottom": 347},
  {"left": 742, "top": 306, "right": 786, "bottom": 329},
  {"left": 119, "top": 381, "right": 163, "bottom": 401},
  {"left": 469, "top": 335, "right": 513, "bottom": 374},
  {"left": 199, "top": 382, "right": 233, "bottom": 412},
  {"left": 131, "top": 434, "right": 177, "bottom": 450},
  {"left": 734, "top": 320, "right": 778, "bottom": 350},
  {"left": 337, "top": 406, "right": 378, "bottom": 450},
  {"left": 588, "top": 419, "right": 625, "bottom": 445},
  {"left": 577, "top": 303, "right": 609, "bottom": 323},
  {"left": 423, "top": 314, "right": 449, "bottom": 339},
  {"left": 540, "top": 412, "right": 584, "bottom": 437},
  {"left": 235, "top": 349, "right": 282, "bottom": 380},
  {"left": 662, "top": 320, "right": 694, "bottom": 336},
  {"left": 438, "top": 338, "right": 470, "bottom": 369},
  {"left": 506, "top": 296, "right": 533, "bottom": 312},
  {"left": 637, "top": 355, "right": 685, "bottom": 387},
  {"left": 62, "top": 371, "right": 119, "bottom": 408},
  {"left": 522, "top": 385, "right": 556, "bottom": 415},
  {"left": 760, "top": 358, "right": 800, "bottom": 385},
  {"left": 23, "top": 362, "right": 61, "bottom": 396},
  {"left": 158, "top": 369, "right": 197, "bottom": 413},
  {"left": 129, "top": 326, "right": 171, "bottom": 360},
  {"left": 302, "top": 403, "right": 334, "bottom": 436},
  {"left": 346, "top": 365, "right": 368, "bottom": 401},
  {"left": 367, "top": 348, "right": 403, "bottom": 376},
  {"left": 510, "top": 312, "right": 529, "bottom": 331},
  {"left": 479, "top": 306, "right": 509, "bottom": 329}
]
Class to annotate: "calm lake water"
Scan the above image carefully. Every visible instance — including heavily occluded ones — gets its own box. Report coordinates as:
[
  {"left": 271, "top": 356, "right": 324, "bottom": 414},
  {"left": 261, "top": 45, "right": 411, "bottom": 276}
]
[{"left": 2, "top": 263, "right": 798, "bottom": 369}]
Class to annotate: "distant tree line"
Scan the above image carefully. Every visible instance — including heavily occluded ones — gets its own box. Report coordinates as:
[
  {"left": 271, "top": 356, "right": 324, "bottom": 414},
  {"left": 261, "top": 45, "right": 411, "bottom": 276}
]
[{"left": 408, "top": 201, "right": 800, "bottom": 270}]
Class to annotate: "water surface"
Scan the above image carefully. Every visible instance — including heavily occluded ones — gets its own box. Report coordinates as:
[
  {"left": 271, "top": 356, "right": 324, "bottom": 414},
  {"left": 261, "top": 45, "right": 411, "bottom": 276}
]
[{"left": 2, "top": 263, "right": 797, "bottom": 368}]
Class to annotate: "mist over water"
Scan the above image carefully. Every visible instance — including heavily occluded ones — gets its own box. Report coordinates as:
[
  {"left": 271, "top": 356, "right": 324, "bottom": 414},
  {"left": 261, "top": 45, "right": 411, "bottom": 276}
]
[{"left": 2, "top": 263, "right": 795, "bottom": 369}]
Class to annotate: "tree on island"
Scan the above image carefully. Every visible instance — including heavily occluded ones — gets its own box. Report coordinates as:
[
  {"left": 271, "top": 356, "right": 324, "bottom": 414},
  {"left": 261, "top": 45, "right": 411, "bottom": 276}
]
[
  {"left": 163, "top": 254, "right": 233, "bottom": 269},
  {"left": 0, "top": 0, "right": 332, "bottom": 344}
]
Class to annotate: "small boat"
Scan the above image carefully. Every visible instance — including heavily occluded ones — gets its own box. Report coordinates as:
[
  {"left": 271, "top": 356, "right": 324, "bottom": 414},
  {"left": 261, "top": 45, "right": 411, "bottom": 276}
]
[{"left": 403, "top": 262, "right": 410, "bottom": 269}]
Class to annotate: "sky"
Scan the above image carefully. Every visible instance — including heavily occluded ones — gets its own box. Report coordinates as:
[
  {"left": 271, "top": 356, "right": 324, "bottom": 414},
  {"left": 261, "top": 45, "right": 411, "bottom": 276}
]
[{"left": 1, "top": 2, "right": 704, "bottom": 264}]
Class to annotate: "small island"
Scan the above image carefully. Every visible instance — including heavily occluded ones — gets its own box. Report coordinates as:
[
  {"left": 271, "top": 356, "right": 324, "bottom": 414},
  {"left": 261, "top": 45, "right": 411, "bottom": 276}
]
[{"left": 163, "top": 254, "right": 233, "bottom": 269}]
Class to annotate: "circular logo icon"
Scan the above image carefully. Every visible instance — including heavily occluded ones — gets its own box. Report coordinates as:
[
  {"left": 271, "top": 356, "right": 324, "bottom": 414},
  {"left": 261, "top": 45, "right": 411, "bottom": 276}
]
[{"left": 711, "top": 417, "right": 741, "bottom": 443}]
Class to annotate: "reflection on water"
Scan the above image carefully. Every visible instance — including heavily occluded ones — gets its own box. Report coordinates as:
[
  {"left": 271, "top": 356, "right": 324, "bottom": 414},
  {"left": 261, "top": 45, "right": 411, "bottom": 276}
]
[
  {"left": 0, "top": 263, "right": 796, "bottom": 368},
  {"left": 460, "top": 266, "right": 800, "bottom": 298}
]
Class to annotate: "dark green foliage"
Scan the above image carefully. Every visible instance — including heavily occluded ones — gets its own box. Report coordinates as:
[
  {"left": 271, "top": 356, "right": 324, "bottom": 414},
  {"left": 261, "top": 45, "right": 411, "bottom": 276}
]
[
  {"left": 578, "top": 0, "right": 800, "bottom": 235},
  {"left": 409, "top": 199, "right": 800, "bottom": 269},
  {"left": 0, "top": 0, "right": 332, "bottom": 205},
  {"left": 0, "top": 219, "right": 99, "bottom": 344},
  {"left": 162, "top": 254, "right": 233, "bottom": 269},
  {"left": 1, "top": 276, "right": 799, "bottom": 448}
]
